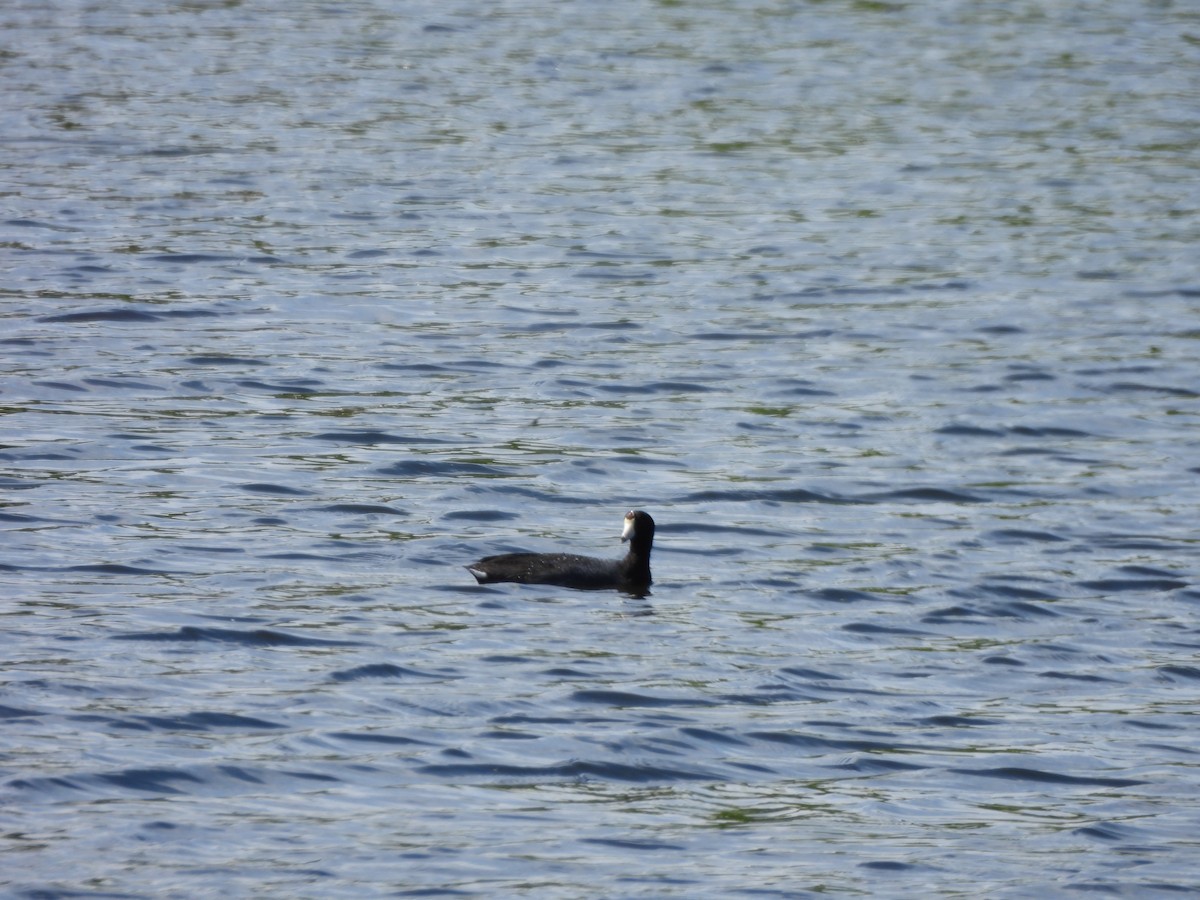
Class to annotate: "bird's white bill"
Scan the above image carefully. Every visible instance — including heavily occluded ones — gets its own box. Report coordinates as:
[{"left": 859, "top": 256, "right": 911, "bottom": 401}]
[{"left": 621, "top": 512, "right": 635, "bottom": 543}]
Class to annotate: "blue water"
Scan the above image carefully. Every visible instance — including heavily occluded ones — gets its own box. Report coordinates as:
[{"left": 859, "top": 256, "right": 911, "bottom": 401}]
[{"left": 3, "top": 0, "right": 1199, "bottom": 896}]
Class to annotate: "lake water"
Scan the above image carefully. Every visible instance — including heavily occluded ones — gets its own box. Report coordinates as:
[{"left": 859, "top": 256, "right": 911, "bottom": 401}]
[{"left": 2, "top": 0, "right": 1199, "bottom": 896}]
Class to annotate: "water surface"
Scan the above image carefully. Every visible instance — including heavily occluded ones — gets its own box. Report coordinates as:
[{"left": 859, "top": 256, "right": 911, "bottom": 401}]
[{"left": 2, "top": 0, "right": 1199, "bottom": 896}]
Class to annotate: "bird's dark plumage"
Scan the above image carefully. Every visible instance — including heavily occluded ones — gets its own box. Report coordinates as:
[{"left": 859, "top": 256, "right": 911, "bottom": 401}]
[{"left": 466, "top": 510, "right": 654, "bottom": 595}]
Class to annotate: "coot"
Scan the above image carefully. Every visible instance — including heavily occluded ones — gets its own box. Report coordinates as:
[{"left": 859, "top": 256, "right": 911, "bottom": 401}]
[{"left": 466, "top": 509, "right": 654, "bottom": 594}]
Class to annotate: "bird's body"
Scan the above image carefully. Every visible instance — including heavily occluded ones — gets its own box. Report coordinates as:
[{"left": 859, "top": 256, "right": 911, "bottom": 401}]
[{"left": 466, "top": 510, "right": 655, "bottom": 595}]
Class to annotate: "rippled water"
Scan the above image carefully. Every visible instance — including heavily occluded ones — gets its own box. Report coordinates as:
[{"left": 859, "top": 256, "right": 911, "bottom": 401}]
[{"left": 3, "top": 0, "right": 1199, "bottom": 896}]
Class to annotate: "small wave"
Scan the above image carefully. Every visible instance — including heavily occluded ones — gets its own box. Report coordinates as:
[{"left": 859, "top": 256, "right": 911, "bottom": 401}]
[
  {"left": 0, "top": 511, "right": 45, "bottom": 523},
  {"left": 918, "top": 715, "right": 1003, "bottom": 728},
  {"left": 1155, "top": 665, "right": 1200, "bottom": 681},
  {"left": 594, "top": 380, "right": 716, "bottom": 395},
  {"left": 1010, "top": 425, "right": 1092, "bottom": 438},
  {"left": 1107, "top": 381, "right": 1199, "bottom": 399},
  {"left": 0, "top": 704, "right": 42, "bottom": 719},
  {"left": 66, "top": 563, "right": 175, "bottom": 576},
  {"left": 40, "top": 308, "right": 161, "bottom": 323},
  {"left": 779, "top": 666, "right": 845, "bottom": 681},
  {"left": 184, "top": 354, "right": 268, "bottom": 366},
  {"left": 923, "top": 599, "right": 1059, "bottom": 622},
  {"left": 329, "top": 663, "right": 445, "bottom": 682},
  {"left": 573, "top": 268, "right": 658, "bottom": 282},
  {"left": 860, "top": 861, "right": 920, "bottom": 871},
  {"left": 692, "top": 330, "right": 795, "bottom": 342},
  {"left": 316, "top": 503, "right": 407, "bottom": 516},
  {"left": 441, "top": 509, "right": 519, "bottom": 522},
  {"left": 678, "top": 726, "right": 749, "bottom": 747},
  {"left": 581, "top": 836, "right": 686, "bottom": 851},
  {"left": 329, "top": 731, "right": 428, "bottom": 746},
  {"left": 0, "top": 447, "right": 84, "bottom": 460},
  {"left": 416, "top": 759, "right": 715, "bottom": 782},
  {"left": 842, "top": 622, "right": 930, "bottom": 636},
  {"left": 811, "top": 588, "right": 879, "bottom": 603},
  {"left": 32, "top": 380, "right": 87, "bottom": 392},
  {"left": 97, "top": 767, "right": 204, "bottom": 794},
  {"left": 748, "top": 730, "right": 916, "bottom": 754},
  {"left": 84, "top": 377, "right": 161, "bottom": 390},
  {"left": 952, "top": 766, "right": 1146, "bottom": 788},
  {"left": 936, "top": 424, "right": 1004, "bottom": 437},
  {"left": 239, "top": 482, "right": 314, "bottom": 496},
  {"left": 1073, "top": 822, "right": 1137, "bottom": 842},
  {"left": 680, "top": 487, "right": 851, "bottom": 504},
  {"left": 922, "top": 605, "right": 983, "bottom": 622},
  {"left": 1091, "top": 535, "right": 1195, "bottom": 552},
  {"left": 311, "top": 430, "right": 447, "bottom": 445},
  {"left": 978, "top": 583, "right": 1060, "bottom": 601},
  {"left": 8, "top": 764, "right": 339, "bottom": 799},
  {"left": 570, "top": 689, "right": 716, "bottom": 708},
  {"left": 1037, "top": 671, "right": 1119, "bottom": 683},
  {"left": 667, "top": 522, "right": 790, "bottom": 538},
  {"left": 236, "top": 379, "right": 322, "bottom": 395},
  {"left": 150, "top": 253, "right": 278, "bottom": 264},
  {"left": 377, "top": 460, "right": 509, "bottom": 477},
  {"left": 721, "top": 687, "right": 819, "bottom": 706},
  {"left": 462, "top": 485, "right": 592, "bottom": 504},
  {"left": 104, "top": 712, "right": 285, "bottom": 732},
  {"left": 1077, "top": 578, "right": 1188, "bottom": 592},
  {"left": 987, "top": 528, "right": 1069, "bottom": 543},
  {"left": 859, "top": 487, "right": 988, "bottom": 504},
  {"left": 111, "top": 626, "right": 361, "bottom": 647},
  {"left": 5, "top": 217, "right": 77, "bottom": 231}
]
